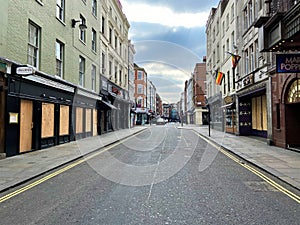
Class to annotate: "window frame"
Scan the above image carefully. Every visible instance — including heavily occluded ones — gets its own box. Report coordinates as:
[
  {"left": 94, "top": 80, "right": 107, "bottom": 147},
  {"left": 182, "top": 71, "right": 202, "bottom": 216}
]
[
  {"left": 55, "top": 40, "right": 64, "bottom": 78},
  {"left": 79, "top": 15, "right": 86, "bottom": 43},
  {"left": 79, "top": 56, "right": 85, "bottom": 87},
  {"left": 92, "top": 28, "right": 97, "bottom": 52},
  {"left": 91, "top": 64, "right": 96, "bottom": 91},
  {"left": 92, "top": 0, "right": 97, "bottom": 17},
  {"left": 56, "top": 0, "right": 65, "bottom": 22},
  {"left": 27, "top": 21, "right": 40, "bottom": 69}
]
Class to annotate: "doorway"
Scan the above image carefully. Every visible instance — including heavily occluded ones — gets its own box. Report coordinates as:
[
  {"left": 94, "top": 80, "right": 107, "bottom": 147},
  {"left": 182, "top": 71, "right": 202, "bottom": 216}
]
[{"left": 19, "top": 99, "right": 33, "bottom": 153}]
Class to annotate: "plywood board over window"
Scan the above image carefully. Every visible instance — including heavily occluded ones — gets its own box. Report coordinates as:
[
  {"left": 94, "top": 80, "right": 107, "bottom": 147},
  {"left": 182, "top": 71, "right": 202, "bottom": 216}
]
[
  {"left": 42, "top": 103, "right": 54, "bottom": 138},
  {"left": 93, "top": 109, "right": 97, "bottom": 136},
  {"left": 86, "top": 109, "right": 92, "bottom": 132},
  {"left": 20, "top": 100, "right": 33, "bottom": 153},
  {"left": 76, "top": 107, "right": 83, "bottom": 133},
  {"left": 60, "top": 105, "right": 69, "bottom": 135},
  {"left": 262, "top": 95, "right": 267, "bottom": 131}
]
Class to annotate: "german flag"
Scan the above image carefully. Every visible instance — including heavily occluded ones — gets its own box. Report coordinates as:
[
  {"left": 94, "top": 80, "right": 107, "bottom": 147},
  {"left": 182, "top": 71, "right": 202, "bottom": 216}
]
[{"left": 215, "top": 71, "right": 224, "bottom": 85}]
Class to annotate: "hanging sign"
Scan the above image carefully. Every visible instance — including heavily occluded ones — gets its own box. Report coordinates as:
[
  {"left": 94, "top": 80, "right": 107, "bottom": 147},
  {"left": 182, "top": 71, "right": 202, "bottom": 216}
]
[{"left": 276, "top": 54, "right": 300, "bottom": 73}]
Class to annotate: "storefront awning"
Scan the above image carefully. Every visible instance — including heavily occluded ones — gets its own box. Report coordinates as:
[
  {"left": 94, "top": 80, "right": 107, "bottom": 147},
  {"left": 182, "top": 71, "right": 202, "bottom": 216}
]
[{"left": 101, "top": 100, "right": 118, "bottom": 110}]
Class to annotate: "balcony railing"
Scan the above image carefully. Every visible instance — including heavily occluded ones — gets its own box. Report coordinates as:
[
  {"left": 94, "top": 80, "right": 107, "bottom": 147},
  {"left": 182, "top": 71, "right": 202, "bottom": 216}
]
[{"left": 271, "top": 0, "right": 299, "bottom": 14}]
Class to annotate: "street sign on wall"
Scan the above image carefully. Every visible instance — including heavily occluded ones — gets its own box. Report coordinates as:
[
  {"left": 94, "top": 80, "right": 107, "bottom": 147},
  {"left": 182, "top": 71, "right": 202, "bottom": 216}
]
[{"left": 276, "top": 54, "right": 300, "bottom": 73}]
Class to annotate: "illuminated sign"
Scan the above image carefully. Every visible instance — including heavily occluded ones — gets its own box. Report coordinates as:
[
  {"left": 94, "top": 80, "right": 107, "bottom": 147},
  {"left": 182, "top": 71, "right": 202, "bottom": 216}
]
[{"left": 276, "top": 54, "right": 300, "bottom": 73}]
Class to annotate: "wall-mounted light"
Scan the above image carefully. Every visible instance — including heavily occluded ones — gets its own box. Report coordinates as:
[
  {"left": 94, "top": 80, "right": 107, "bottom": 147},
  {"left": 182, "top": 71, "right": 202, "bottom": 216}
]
[{"left": 71, "top": 19, "right": 87, "bottom": 30}]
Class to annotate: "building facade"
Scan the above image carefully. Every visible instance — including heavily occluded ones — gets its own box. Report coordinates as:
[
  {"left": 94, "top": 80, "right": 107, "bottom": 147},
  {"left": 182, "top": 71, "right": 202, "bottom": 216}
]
[
  {"left": 193, "top": 62, "right": 208, "bottom": 125},
  {"left": 0, "top": 0, "right": 131, "bottom": 157},
  {"left": 134, "top": 64, "right": 148, "bottom": 125},
  {"left": 206, "top": 3, "right": 224, "bottom": 132},
  {"left": 99, "top": 0, "right": 131, "bottom": 132},
  {"left": 207, "top": 0, "right": 300, "bottom": 150},
  {"left": 254, "top": 0, "right": 300, "bottom": 149}
]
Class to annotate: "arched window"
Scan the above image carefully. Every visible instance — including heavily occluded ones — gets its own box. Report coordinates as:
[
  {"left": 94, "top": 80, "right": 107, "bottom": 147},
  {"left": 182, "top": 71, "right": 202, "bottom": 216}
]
[{"left": 287, "top": 79, "right": 300, "bottom": 103}]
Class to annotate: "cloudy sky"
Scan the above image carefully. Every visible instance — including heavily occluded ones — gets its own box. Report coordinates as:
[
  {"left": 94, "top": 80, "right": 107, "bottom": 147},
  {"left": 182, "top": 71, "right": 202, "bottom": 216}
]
[{"left": 122, "top": 0, "right": 220, "bottom": 103}]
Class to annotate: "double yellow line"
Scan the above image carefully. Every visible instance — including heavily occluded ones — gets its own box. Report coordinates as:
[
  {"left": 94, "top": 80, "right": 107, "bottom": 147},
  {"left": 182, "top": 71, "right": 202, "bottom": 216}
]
[
  {"left": 0, "top": 141, "right": 121, "bottom": 203},
  {"left": 195, "top": 131, "right": 300, "bottom": 204}
]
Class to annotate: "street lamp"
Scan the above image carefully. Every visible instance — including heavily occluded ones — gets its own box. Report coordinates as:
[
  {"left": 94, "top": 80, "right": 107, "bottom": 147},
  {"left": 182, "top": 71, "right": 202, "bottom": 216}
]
[{"left": 71, "top": 19, "right": 87, "bottom": 30}]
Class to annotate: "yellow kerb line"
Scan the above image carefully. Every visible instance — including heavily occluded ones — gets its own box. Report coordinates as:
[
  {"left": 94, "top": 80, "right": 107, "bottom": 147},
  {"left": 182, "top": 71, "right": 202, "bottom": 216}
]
[
  {"left": 0, "top": 134, "right": 138, "bottom": 203},
  {"left": 194, "top": 131, "right": 300, "bottom": 204}
]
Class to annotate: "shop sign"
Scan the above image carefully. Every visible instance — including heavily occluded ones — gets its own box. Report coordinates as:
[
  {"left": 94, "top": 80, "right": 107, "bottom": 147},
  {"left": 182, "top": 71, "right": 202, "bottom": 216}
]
[
  {"left": 16, "top": 66, "right": 35, "bottom": 76},
  {"left": 276, "top": 54, "right": 300, "bottom": 73}
]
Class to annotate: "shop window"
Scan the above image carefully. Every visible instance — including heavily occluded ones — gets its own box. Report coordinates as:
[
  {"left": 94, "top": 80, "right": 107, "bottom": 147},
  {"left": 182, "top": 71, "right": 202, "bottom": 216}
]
[
  {"left": 252, "top": 95, "right": 267, "bottom": 131},
  {"left": 287, "top": 79, "right": 300, "bottom": 103},
  {"left": 41, "top": 103, "right": 55, "bottom": 138}
]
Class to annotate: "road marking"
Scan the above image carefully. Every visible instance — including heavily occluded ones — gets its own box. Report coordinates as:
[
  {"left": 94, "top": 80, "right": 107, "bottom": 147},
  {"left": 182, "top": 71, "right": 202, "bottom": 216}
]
[
  {"left": 194, "top": 131, "right": 300, "bottom": 204},
  {"left": 0, "top": 133, "right": 142, "bottom": 203}
]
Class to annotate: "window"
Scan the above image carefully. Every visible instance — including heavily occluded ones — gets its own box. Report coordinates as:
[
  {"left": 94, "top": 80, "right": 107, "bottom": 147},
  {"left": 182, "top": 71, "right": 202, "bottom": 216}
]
[
  {"left": 226, "top": 14, "right": 229, "bottom": 30},
  {"left": 222, "top": 21, "right": 225, "bottom": 36},
  {"left": 255, "top": 40, "right": 259, "bottom": 68},
  {"left": 79, "top": 56, "right": 85, "bottom": 86},
  {"left": 243, "top": 7, "right": 248, "bottom": 30},
  {"left": 92, "top": 29, "right": 97, "bottom": 52},
  {"left": 109, "top": 61, "right": 112, "bottom": 78},
  {"left": 250, "top": 44, "right": 254, "bottom": 71},
  {"left": 114, "top": 65, "right": 118, "bottom": 82},
  {"left": 216, "top": 44, "right": 220, "bottom": 62},
  {"left": 227, "top": 71, "right": 230, "bottom": 92},
  {"left": 249, "top": 2, "right": 253, "bottom": 26},
  {"left": 137, "top": 71, "right": 143, "bottom": 80},
  {"left": 115, "top": 35, "right": 118, "bottom": 49},
  {"left": 109, "top": 27, "right": 112, "bottom": 43},
  {"left": 56, "top": 40, "right": 64, "bottom": 78},
  {"left": 101, "top": 53, "right": 105, "bottom": 74},
  {"left": 231, "top": 4, "right": 234, "bottom": 21},
  {"left": 138, "top": 84, "right": 143, "bottom": 94},
  {"left": 245, "top": 49, "right": 249, "bottom": 74},
  {"left": 92, "top": 0, "right": 97, "bottom": 17},
  {"left": 226, "top": 39, "right": 229, "bottom": 52},
  {"left": 119, "top": 69, "right": 122, "bottom": 84},
  {"left": 101, "top": 16, "right": 105, "bottom": 34},
  {"left": 56, "top": 0, "right": 64, "bottom": 21},
  {"left": 231, "top": 31, "right": 235, "bottom": 50},
  {"left": 80, "top": 15, "right": 86, "bottom": 42},
  {"left": 91, "top": 65, "right": 96, "bottom": 91},
  {"left": 27, "top": 21, "right": 40, "bottom": 68}
]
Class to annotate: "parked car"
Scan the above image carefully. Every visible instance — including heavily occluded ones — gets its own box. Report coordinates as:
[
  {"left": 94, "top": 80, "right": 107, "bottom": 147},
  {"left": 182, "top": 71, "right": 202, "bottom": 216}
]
[{"left": 156, "top": 118, "right": 165, "bottom": 125}]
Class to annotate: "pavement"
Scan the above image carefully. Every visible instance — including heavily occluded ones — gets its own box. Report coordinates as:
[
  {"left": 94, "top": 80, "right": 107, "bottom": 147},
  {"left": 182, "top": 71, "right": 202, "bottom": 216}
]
[{"left": 0, "top": 124, "right": 299, "bottom": 193}]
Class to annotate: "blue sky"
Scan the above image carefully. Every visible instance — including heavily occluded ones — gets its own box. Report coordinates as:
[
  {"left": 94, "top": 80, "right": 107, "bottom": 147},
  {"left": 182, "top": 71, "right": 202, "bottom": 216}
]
[{"left": 122, "top": 0, "right": 220, "bottom": 103}]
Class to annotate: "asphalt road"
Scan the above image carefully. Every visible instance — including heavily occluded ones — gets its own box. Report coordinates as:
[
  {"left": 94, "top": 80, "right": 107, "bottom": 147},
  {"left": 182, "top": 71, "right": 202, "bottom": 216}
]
[{"left": 1, "top": 125, "right": 299, "bottom": 225}]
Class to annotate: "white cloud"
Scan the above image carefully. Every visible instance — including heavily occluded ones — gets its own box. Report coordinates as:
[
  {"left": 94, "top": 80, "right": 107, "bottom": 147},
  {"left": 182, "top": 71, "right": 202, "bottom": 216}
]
[
  {"left": 138, "top": 62, "right": 191, "bottom": 103},
  {"left": 122, "top": 1, "right": 209, "bottom": 28}
]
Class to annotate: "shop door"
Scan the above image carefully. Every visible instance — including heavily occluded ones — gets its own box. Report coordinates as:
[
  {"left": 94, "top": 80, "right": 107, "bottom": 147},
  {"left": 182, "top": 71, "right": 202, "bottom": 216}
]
[
  {"left": 286, "top": 104, "right": 300, "bottom": 148},
  {"left": 19, "top": 99, "right": 33, "bottom": 153}
]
